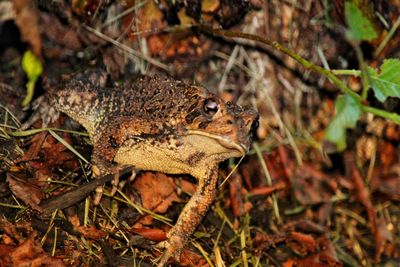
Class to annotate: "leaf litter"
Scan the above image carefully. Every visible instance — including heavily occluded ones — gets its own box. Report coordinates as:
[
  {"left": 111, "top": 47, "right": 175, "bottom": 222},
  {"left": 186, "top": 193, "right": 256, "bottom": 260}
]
[{"left": 0, "top": 0, "right": 399, "bottom": 266}]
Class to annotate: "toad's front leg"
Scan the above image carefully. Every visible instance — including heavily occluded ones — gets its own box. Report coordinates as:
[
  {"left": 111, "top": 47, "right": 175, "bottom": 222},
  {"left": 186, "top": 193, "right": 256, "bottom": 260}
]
[
  {"left": 157, "top": 166, "right": 219, "bottom": 267},
  {"left": 91, "top": 140, "right": 128, "bottom": 205}
]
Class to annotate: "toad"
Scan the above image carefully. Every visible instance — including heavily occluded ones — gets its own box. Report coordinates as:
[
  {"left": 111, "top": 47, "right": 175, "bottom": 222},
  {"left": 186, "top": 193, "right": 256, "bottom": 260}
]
[{"left": 51, "top": 70, "right": 258, "bottom": 266}]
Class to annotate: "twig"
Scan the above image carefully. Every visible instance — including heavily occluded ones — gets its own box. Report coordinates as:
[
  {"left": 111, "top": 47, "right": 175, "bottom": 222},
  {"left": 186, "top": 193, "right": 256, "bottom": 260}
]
[{"left": 39, "top": 167, "right": 132, "bottom": 212}]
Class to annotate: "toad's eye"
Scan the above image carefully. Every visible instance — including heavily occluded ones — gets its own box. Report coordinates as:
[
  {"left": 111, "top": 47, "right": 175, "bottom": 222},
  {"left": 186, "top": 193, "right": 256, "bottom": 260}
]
[{"left": 204, "top": 99, "right": 218, "bottom": 114}]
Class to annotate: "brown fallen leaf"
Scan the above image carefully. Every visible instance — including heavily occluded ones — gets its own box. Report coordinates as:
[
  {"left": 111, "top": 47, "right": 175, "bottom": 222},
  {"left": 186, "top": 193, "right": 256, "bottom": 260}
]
[
  {"left": 6, "top": 172, "right": 44, "bottom": 211},
  {"left": 39, "top": 132, "right": 79, "bottom": 170},
  {"left": 283, "top": 219, "right": 325, "bottom": 234},
  {"left": 249, "top": 181, "right": 286, "bottom": 196},
  {"left": 283, "top": 233, "right": 342, "bottom": 267},
  {"left": 378, "top": 140, "right": 397, "bottom": 170},
  {"left": 0, "top": 244, "right": 14, "bottom": 266},
  {"left": 176, "top": 177, "right": 197, "bottom": 195},
  {"left": 370, "top": 167, "right": 400, "bottom": 200},
  {"left": 21, "top": 131, "right": 78, "bottom": 178},
  {"left": 346, "top": 152, "right": 389, "bottom": 262},
  {"left": 66, "top": 213, "right": 107, "bottom": 240},
  {"left": 0, "top": 218, "right": 33, "bottom": 243},
  {"left": 75, "top": 226, "right": 108, "bottom": 240},
  {"left": 40, "top": 12, "right": 82, "bottom": 53},
  {"left": 13, "top": 131, "right": 80, "bottom": 203},
  {"left": 316, "top": 235, "right": 341, "bottom": 263},
  {"left": 383, "top": 123, "right": 400, "bottom": 141},
  {"left": 132, "top": 172, "right": 180, "bottom": 214},
  {"left": 283, "top": 252, "right": 342, "bottom": 267},
  {"left": 264, "top": 146, "right": 293, "bottom": 188},
  {"left": 229, "top": 172, "right": 245, "bottom": 217},
  {"left": 253, "top": 231, "right": 286, "bottom": 253},
  {"left": 13, "top": 0, "right": 42, "bottom": 56},
  {"left": 20, "top": 132, "right": 47, "bottom": 162},
  {"left": 287, "top": 231, "right": 316, "bottom": 255},
  {"left": 130, "top": 227, "right": 166, "bottom": 242},
  {"left": 0, "top": 243, "right": 14, "bottom": 255},
  {"left": 6, "top": 232, "right": 65, "bottom": 267},
  {"left": 1, "top": 233, "right": 15, "bottom": 246},
  {"left": 178, "top": 248, "right": 209, "bottom": 267},
  {"left": 293, "top": 164, "right": 338, "bottom": 205}
]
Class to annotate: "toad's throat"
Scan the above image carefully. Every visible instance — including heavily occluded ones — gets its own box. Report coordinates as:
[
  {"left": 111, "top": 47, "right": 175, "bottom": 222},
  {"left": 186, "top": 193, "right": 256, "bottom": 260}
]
[{"left": 186, "top": 130, "right": 247, "bottom": 155}]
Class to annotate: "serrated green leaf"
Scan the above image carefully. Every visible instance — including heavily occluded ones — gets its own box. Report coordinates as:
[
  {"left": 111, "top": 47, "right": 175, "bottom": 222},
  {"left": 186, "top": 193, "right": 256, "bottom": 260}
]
[
  {"left": 345, "top": 2, "right": 378, "bottom": 41},
  {"left": 325, "top": 95, "right": 362, "bottom": 151},
  {"left": 368, "top": 59, "right": 400, "bottom": 102},
  {"left": 21, "top": 50, "right": 43, "bottom": 107}
]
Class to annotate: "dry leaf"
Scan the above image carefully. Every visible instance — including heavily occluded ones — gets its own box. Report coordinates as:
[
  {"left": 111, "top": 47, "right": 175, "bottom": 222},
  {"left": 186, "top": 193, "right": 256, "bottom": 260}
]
[
  {"left": 132, "top": 172, "right": 180, "bottom": 213},
  {"left": 7, "top": 172, "right": 44, "bottom": 211},
  {"left": 130, "top": 227, "right": 166, "bottom": 242}
]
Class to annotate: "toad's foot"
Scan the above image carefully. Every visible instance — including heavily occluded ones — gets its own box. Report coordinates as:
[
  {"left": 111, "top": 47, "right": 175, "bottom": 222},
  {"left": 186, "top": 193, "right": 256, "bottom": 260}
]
[
  {"left": 156, "top": 233, "right": 185, "bottom": 267},
  {"left": 110, "top": 168, "right": 138, "bottom": 195},
  {"left": 92, "top": 164, "right": 118, "bottom": 205},
  {"left": 92, "top": 161, "right": 134, "bottom": 205}
]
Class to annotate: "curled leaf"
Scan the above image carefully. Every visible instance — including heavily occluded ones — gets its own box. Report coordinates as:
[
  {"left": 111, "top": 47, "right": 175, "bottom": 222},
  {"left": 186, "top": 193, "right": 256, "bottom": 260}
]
[
  {"left": 325, "top": 95, "right": 362, "bottom": 151},
  {"left": 21, "top": 50, "right": 43, "bottom": 107}
]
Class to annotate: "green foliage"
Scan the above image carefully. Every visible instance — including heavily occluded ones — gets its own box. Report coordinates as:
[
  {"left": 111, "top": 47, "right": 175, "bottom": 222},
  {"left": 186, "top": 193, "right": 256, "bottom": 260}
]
[
  {"left": 325, "top": 4, "right": 399, "bottom": 150},
  {"left": 21, "top": 50, "right": 43, "bottom": 107},
  {"left": 368, "top": 59, "right": 400, "bottom": 102},
  {"left": 345, "top": 1, "right": 378, "bottom": 41},
  {"left": 326, "top": 58, "right": 400, "bottom": 149},
  {"left": 325, "top": 95, "right": 362, "bottom": 151}
]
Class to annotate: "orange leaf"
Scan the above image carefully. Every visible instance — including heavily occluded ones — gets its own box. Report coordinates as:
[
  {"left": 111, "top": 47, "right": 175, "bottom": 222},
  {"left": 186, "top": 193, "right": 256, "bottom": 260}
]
[{"left": 130, "top": 228, "right": 167, "bottom": 242}]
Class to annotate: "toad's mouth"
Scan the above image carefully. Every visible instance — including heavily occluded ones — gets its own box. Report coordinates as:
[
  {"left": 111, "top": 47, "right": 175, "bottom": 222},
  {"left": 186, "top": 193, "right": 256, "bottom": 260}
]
[{"left": 187, "top": 130, "right": 247, "bottom": 155}]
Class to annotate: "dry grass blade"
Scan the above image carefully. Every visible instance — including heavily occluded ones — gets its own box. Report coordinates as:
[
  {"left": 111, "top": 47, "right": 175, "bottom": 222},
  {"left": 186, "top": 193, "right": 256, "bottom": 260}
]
[
  {"left": 253, "top": 142, "right": 281, "bottom": 222},
  {"left": 0, "top": 104, "right": 22, "bottom": 128},
  {"left": 83, "top": 25, "right": 170, "bottom": 71},
  {"left": 8, "top": 128, "right": 89, "bottom": 137},
  {"left": 192, "top": 241, "right": 214, "bottom": 267},
  {"left": 220, "top": 155, "right": 245, "bottom": 187},
  {"left": 0, "top": 202, "right": 26, "bottom": 209},
  {"left": 213, "top": 246, "right": 226, "bottom": 267},
  {"left": 40, "top": 209, "right": 58, "bottom": 245},
  {"left": 98, "top": 204, "right": 130, "bottom": 243},
  {"left": 115, "top": 188, "right": 173, "bottom": 225},
  {"left": 48, "top": 129, "right": 90, "bottom": 164},
  {"left": 100, "top": 0, "right": 147, "bottom": 28},
  {"left": 240, "top": 229, "right": 248, "bottom": 267}
]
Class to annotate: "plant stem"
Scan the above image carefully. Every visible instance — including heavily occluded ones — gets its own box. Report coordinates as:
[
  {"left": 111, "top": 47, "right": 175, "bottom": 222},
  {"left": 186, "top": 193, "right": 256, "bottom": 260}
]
[
  {"left": 332, "top": 69, "right": 361, "bottom": 76},
  {"left": 362, "top": 106, "right": 400, "bottom": 124},
  {"left": 351, "top": 42, "right": 371, "bottom": 100}
]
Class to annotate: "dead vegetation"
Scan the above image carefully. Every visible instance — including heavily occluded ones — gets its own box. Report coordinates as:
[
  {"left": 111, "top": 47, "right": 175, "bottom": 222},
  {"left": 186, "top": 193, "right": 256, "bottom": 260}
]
[{"left": 0, "top": 0, "right": 400, "bottom": 266}]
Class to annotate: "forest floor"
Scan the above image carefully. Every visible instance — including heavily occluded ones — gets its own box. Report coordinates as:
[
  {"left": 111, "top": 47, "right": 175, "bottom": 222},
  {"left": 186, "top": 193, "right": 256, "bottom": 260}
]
[{"left": 0, "top": 1, "right": 399, "bottom": 266}]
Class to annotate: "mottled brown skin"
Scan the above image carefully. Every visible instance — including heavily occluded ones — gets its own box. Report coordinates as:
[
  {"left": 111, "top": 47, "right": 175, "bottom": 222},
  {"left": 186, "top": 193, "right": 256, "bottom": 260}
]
[{"left": 51, "top": 69, "right": 258, "bottom": 266}]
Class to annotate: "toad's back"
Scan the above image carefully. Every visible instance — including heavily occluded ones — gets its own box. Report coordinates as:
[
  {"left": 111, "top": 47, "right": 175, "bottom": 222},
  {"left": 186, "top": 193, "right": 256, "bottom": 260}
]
[{"left": 51, "top": 71, "right": 196, "bottom": 140}]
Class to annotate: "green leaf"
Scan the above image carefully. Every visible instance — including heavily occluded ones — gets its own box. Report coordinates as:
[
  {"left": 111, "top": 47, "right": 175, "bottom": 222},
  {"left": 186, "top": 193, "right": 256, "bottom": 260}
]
[
  {"left": 21, "top": 50, "right": 43, "bottom": 107},
  {"left": 345, "top": 2, "right": 378, "bottom": 41},
  {"left": 325, "top": 95, "right": 362, "bottom": 151},
  {"left": 368, "top": 59, "right": 400, "bottom": 102}
]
